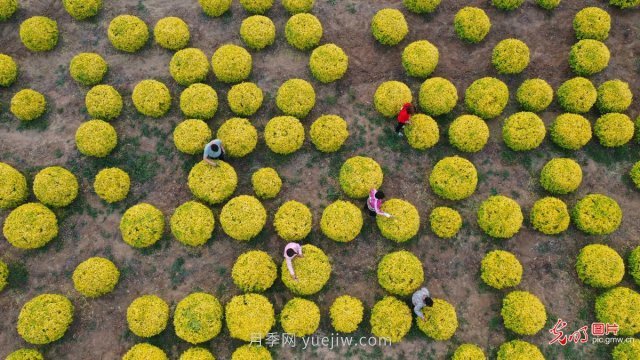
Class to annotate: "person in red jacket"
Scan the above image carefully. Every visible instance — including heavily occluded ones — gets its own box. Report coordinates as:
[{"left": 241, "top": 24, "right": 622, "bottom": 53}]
[{"left": 396, "top": 103, "right": 415, "bottom": 136}]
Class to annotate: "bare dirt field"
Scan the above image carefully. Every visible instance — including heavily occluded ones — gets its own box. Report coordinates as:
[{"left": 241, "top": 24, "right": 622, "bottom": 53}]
[{"left": 1, "top": 0, "right": 640, "bottom": 359}]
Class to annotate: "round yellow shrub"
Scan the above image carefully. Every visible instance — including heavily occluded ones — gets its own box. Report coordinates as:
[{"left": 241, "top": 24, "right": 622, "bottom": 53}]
[
  {"left": 0, "top": 260, "right": 8, "bottom": 292},
  {"left": 232, "top": 250, "right": 277, "bottom": 292},
  {"left": 416, "top": 298, "right": 458, "bottom": 340},
  {"left": 452, "top": 344, "right": 486, "bottom": 360},
  {"left": 174, "top": 293, "right": 223, "bottom": 344},
  {"left": 180, "top": 83, "right": 218, "bottom": 119},
  {"left": 329, "top": 295, "right": 363, "bottom": 333},
  {"left": 11, "top": 89, "right": 46, "bottom": 121},
  {"left": 17, "top": 294, "right": 74, "bottom": 344},
  {"left": 75, "top": 120, "right": 117, "bottom": 157},
  {"left": 251, "top": 167, "right": 282, "bottom": 199},
  {"left": 530, "top": 197, "right": 570, "bottom": 235},
  {"left": 631, "top": 162, "right": 640, "bottom": 190},
  {"left": 127, "top": 295, "right": 169, "bottom": 338},
  {"left": 404, "top": 114, "right": 439, "bottom": 150},
  {"left": 63, "top": 0, "right": 102, "bottom": 20},
  {"left": 225, "top": 294, "right": 275, "bottom": 341},
  {"left": 370, "top": 296, "right": 412, "bottom": 343},
  {"left": 188, "top": 161, "right": 237, "bottom": 204},
  {"left": 219, "top": 195, "right": 267, "bottom": 241},
  {"left": 132, "top": 79, "right": 171, "bottom": 118},
  {"left": 280, "top": 298, "right": 320, "bottom": 337},
  {"left": 72, "top": 257, "right": 119, "bottom": 297},
  {"left": 20, "top": 16, "right": 58, "bottom": 52},
  {"left": 537, "top": 0, "right": 560, "bottom": 9},
  {"left": 402, "top": 40, "right": 438, "bottom": 78},
  {"left": 377, "top": 250, "right": 424, "bottom": 296},
  {"left": 374, "top": 80, "right": 412, "bottom": 117},
  {"left": 108, "top": 15, "right": 149, "bottom": 53},
  {"left": 180, "top": 348, "right": 215, "bottom": 360},
  {"left": 3, "top": 203, "right": 58, "bottom": 249},
  {"left": 227, "top": 82, "right": 262, "bottom": 116},
  {"left": 570, "top": 39, "right": 610, "bottom": 76},
  {"left": 516, "top": 78, "right": 553, "bottom": 112},
  {"left": 285, "top": 13, "right": 322, "bottom": 50},
  {"left": 418, "top": 77, "right": 458, "bottom": 116},
  {"left": 477, "top": 195, "right": 523, "bottom": 239},
  {"left": 199, "top": 0, "right": 231, "bottom": 16},
  {"left": 448, "top": 115, "right": 489, "bottom": 153},
  {"left": 480, "top": 250, "right": 522, "bottom": 289},
  {"left": 154, "top": 17, "right": 190, "bottom": 50},
  {"left": 274, "top": 200, "right": 312, "bottom": 241},
  {"left": 0, "top": 162, "right": 27, "bottom": 209},
  {"left": 404, "top": 0, "right": 440, "bottom": 13},
  {"left": 492, "top": 39, "right": 530, "bottom": 74},
  {"left": 501, "top": 291, "right": 547, "bottom": 335},
  {"left": 0, "top": 0, "right": 18, "bottom": 21},
  {"left": 276, "top": 79, "right": 315, "bottom": 118},
  {"left": 540, "top": 158, "right": 582, "bottom": 194},
  {"left": 212, "top": 44, "right": 252, "bottom": 83},
  {"left": 454, "top": 7, "right": 491, "bottom": 43},
  {"left": 430, "top": 206, "right": 462, "bottom": 239},
  {"left": 310, "top": 114, "right": 349, "bottom": 152},
  {"left": 613, "top": 341, "right": 640, "bottom": 360},
  {"left": 597, "top": 80, "right": 633, "bottom": 114},
  {"left": 576, "top": 244, "right": 624, "bottom": 288},
  {"left": 231, "top": 345, "right": 271, "bottom": 360},
  {"left": 281, "top": 244, "right": 331, "bottom": 295},
  {"left": 320, "top": 200, "right": 363, "bottom": 242},
  {"left": 5, "top": 349, "right": 44, "bottom": 360},
  {"left": 240, "top": 15, "right": 275, "bottom": 50},
  {"left": 282, "top": 0, "right": 314, "bottom": 13},
  {"left": 309, "top": 43, "right": 348, "bottom": 83},
  {"left": 595, "top": 287, "right": 640, "bottom": 336},
  {"left": 170, "top": 48, "right": 209, "bottom": 86},
  {"left": 550, "top": 113, "right": 592, "bottom": 150},
  {"left": 240, "top": 0, "right": 273, "bottom": 14},
  {"left": 573, "top": 194, "right": 622, "bottom": 235},
  {"left": 502, "top": 112, "right": 546, "bottom": 151},
  {"left": 376, "top": 199, "right": 420, "bottom": 243},
  {"left": 86, "top": 85, "right": 123, "bottom": 120},
  {"left": 123, "top": 343, "right": 167, "bottom": 360},
  {"left": 557, "top": 77, "right": 597, "bottom": 113},
  {"left": 173, "top": 119, "right": 212, "bottom": 155},
  {"left": 610, "top": 0, "right": 640, "bottom": 9},
  {"left": 371, "top": 8, "right": 408, "bottom": 46},
  {"left": 217, "top": 118, "right": 258, "bottom": 157},
  {"left": 595, "top": 113, "right": 634, "bottom": 147},
  {"left": 70, "top": 53, "right": 107, "bottom": 86},
  {"left": 465, "top": 77, "right": 509, "bottom": 119},
  {"left": 339, "top": 156, "right": 383, "bottom": 198},
  {"left": 574, "top": 7, "right": 610, "bottom": 41},
  {"left": 492, "top": 0, "right": 524, "bottom": 10},
  {"left": 429, "top": 156, "right": 478, "bottom": 201},
  {"left": 264, "top": 116, "right": 305, "bottom": 155},
  {"left": 170, "top": 201, "right": 214, "bottom": 246},
  {"left": 119, "top": 203, "right": 165, "bottom": 248},
  {"left": 0, "top": 54, "right": 17, "bottom": 87},
  {"left": 497, "top": 340, "right": 544, "bottom": 360},
  {"left": 33, "top": 166, "right": 78, "bottom": 207}
]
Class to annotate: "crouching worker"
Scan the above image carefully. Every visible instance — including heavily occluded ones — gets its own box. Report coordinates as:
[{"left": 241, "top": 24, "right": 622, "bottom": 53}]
[
  {"left": 203, "top": 139, "right": 225, "bottom": 167},
  {"left": 412, "top": 287, "right": 434, "bottom": 320},
  {"left": 396, "top": 103, "right": 415, "bottom": 136},
  {"left": 365, "top": 189, "right": 392, "bottom": 218},
  {"left": 284, "top": 242, "right": 303, "bottom": 281}
]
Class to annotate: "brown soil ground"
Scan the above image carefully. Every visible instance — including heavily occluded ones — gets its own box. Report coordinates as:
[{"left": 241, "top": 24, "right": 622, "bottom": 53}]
[{"left": 1, "top": 0, "right": 640, "bottom": 359}]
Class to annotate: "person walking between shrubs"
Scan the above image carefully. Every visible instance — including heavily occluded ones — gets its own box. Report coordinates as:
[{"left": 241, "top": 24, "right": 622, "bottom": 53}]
[
  {"left": 203, "top": 139, "right": 225, "bottom": 167},
  {"left": 396, "top": 103, "right": 415, "bottom": 136},
  {"left": 412, "top": 287, "right": 434, "bottom": 320},
  {"left": 284, "top": 242, "right": 304, "bottom": 281},
  {"left": 365, "top": 189, "right": 392, "bottom": 218}
]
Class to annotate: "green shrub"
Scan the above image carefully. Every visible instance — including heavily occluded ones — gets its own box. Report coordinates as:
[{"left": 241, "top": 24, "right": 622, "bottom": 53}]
[
  {"left": 465, "top": 77, "right": 509, "bottom": 119},
  {"left": 492, "top": 0, "right": 524, "bottom": 10},
  {"left": 231, "top": 345, "right": 271, "bottom": 360},
  {"left": 310, "top": 114, "right": 349, "bottom": 152},
  {"left": 376, "top": 199, "right": 420, "bottom": 242},
  {"left": 63, "top": 0, "right": 102, "bottom": 20},
  {"left": 452, "top": 344, "right": 486, "bottom": 360},
  {"left": 404, "top": 0, "right": 440, "bottom": 13},
  {"left": 497, "top": 340, "right": 544, "bottom": 360},
  {"left": 516, "top": 78, "right": 553, "bottom": 112},
  {"left": 188, "top": 161, "right": 237, "bottom": 204},
  {"left": 251, "top": 167, "right": 282, "bottom": 199},
  {"left": 595, "top": 287, "right": 640, "bottom": 336},
  {"left": 573, "top": 194, "right": 622, "bottom": 235},
  {"left": 536, "top": 0, "right": 561, "bottom": 10},
  {"left": 309, "top": 43, "right": 349, "bottom": 83},
  {"left": 94, "top": 167, "right": 130, "bottom": 203},
  {"left": 228, "top": 82, "right": 262, "bottom": 116},
  {"left": 240, "top": 15, "right": 276, "bottom": 50},
  {"left": 123, "top": 343, "right": 167, "bottom": 360},
  {"left": 180, "top": 348, "right": 215, "bottom": 360},
  {"left": 0, "top": 162, "right": 27, "bottom": 209},
  {"left": 530, "top": 197, "right": 570, "bottom": 235},
  {"left": 132, "top": 79, "right": 171, "bottom": 117},
  {"left": 0, "top": 0, "right": 17, "bottom": 21},
  {"left": 180, "top": 84, "right": 218, "bottom": 119},
  {"left": 418, "top": 77, "right": 457, "bottom": 116},
  {"left": 430, "top": 207, "right": 462, "bottom": 239},
  {"left": 377, "top": 250, "right": 424, "bottom": 296},
  {"left": 20, "top": 16, "right": 58, "bottom": 52},
  {"left": 402, "top": 40, "right": 438, "bottom": 78},
  {"left": 154, "top": 17, "right": 190, "bottom": 50},
  {"left": 219, "top": 195, "right": 267, "bottom": 241},
  {"left": 609, "top": 0, "right": 640, "bottom": 8},
  {"left": 199, "top": 0, "right": 231, "bottom": 16},
  {"left": 170, "top": 201, "right": 214, "bottom": 246},
  {"left": 281, "top": 244, "right": 331, "bottom": 295},
  {"left": 274, "top": 200, "right": 312, "bottom": 241},
  {"left": 120, "top": 203, "right": 165, "bottom": 248},
  {"left": 492, "top": 39, "right": 529, "bottom": 74},
  {"left": 212, "top": 44, "right": 252, "bottom": 83},
  {"left": 481, "top": 250, "right": 522, "bottom": 289},
  {"left": 264, "top": 116, "right": 305, "bottom": 154},
  {"left": 613, "top": 341, "right": 640, "bottom": 360},
  {"left": 454, "top": 7, "right": 491, "bottom": 43},
  {"left": 232, "top": 251, "right": 277, "bottom": 292},
  {"left": 595, "top": 113, "right": 634, "bottom": 147},
  {"left": 501, "top": 291, "right": 547, "bottom": 335},
  {"left": 416, "top": 298, "right": 458, "bottom": 340},
  {"left": 173, "top": 119, "right": 212, "bottom": 155},
  {"left": 280, "top": 298, "right": 320, "bottom": 337},
  {"left": 404, "top": 114, "right": 439, "bottom": 150},
  {"left": 339, "top": 156, "right": 383, "bottom": 198},
  {"left": 276, "top": 78, "right": 315, "bottom": 118},
  {"left": 282, "top": 0, "right": 314, "bottom": 13},
  {"left": 18, "top": 294, "right": 74, "bottom": 344},
  {"left": 11, "top": 89, "right": 46, "bottom": 121},
  {"left": 371, "top": 8, "right": 408, "bottom": 46},
  {"left": 75, "top": 119, "right": 117, "bottom": 157},
  {"left": 69, "top": 53, "right": 107, "bottom": 86},
  {"left": 240, "top": 0, "right": 273, "bottom": 14},
  {"left": 33, "top": 166, "right": 78, "bottom": 207},
  {"left": 574, "top": 7, "right": 610, "bottom": 41},
  {"left": 557, "top": 77, "right": 596, "bottom": 113},
  {"left": 320, "top": 200, "right": 363, "bottom": 242},
  {"left": 72, "top": 257, "right": 119, "bottom": 297},
  {"left": 170, "top": 48, "right": 210, "bottom": 86},
  {"left": 370, "top": 296, "right": 412, "bottom": 343},
  {"left": 2, "top": 203, "right": 58, "bottom": 249},
  {"left": 216, "top": 117, "right": 258, "bottom": 157},
  {"left": 540, "top": 158, "right": 582, "bottom": 194},
  {"left": 429, "top": 156, "right": 478, "bottom": 201},
  {"left": 330, "top": 295, "right": 364, "bottom": 333},
  {"left": 108, "top": 15, "right": 149, "bottom": 53},
  {"left": 174, "top": 292, "right": 223, "bottom": 343},
  {"left": 86, "top": 85, "right": 123, "bottom": 120},
  {"left": 285, "top": 13, "right": 322, "bottom": 50},
  {"left": 0, "top": 53, "right": 17, "bottom": 87},
  {"left": 597, "top": 80, "right": 633, "bottom": 113},
  {"left": 569, "top": 39, "right": 610, "bottom": 76},
  {"left": 502, "top": 112, "right": 546, "bottom": 151},
  {"left": 576, "top": 244, "right": 624, "bottom": 288},
  {"left": 375, "top": 80, "right": 412, "bottom": 117},
  {"left": 448, "top": 115, "right": 489, "bottom": 153},
  {"left": 127, "top": 295, "right": 169, "bottom": 338},
  {"left": 5, "top": 349, "right": 44, "bottom": 360},
  {"left": 629, "top": 246, "right": 640, "bottom": 287},
  {"left": 550, "top": 113, "right": 592, "bottom": 150},
  {"left": 226, "top": 294, "right": 275, "bottom": 340},
  {"left": 477, "top": 195, "right": 523, "bottom": 239}
]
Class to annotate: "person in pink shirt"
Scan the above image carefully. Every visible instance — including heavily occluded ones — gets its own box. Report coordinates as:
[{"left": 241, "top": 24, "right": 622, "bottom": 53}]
[
  {"left": 365, "top": 189, "right": 392, "bottom": 218},
  {"left": 284, "top": 242, "right": 303, "bottom": 281}
]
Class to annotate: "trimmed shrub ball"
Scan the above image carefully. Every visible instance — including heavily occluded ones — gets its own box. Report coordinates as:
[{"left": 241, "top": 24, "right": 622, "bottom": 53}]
[
  {"left": 5, "top": 349, "right": 44, "bottom": 360},
  {"left": 530, "top": 197, "right": 570, "bottom": 235},
  {"left": 536, "top": 0, "right": 560, "bottom": 10},
  {"left": 516, "top": 78, "right": 553, "bottom": 112},
  {"left": 497, "top": 340, "right": 544, "bottom": 360},
  {"left": 0, "top": 260, "right": 7, "bottom": 292},
  {"left": 321, "top": 200, "right": 363, "bottom": 243},
  {"left": 540, "top": 158, "right": 582, "bottom": 194},
  {"left": 630, "top": 247, "right": 640, "bottom": 287},
  {"left": 240, "top": 0, "right": 273, "bottom": 14},
  {"left": 574, "top": 7, "right": 610, "bottom": 41},
  {"left": 94, "top": 168, "right": 130, "bottom": 204},
  {"left": 75, "top": 120, "right": 117, "bottom": 158},
  {"left": 551, "top": 113, "right": 592, "bottom": 150},
  {"left": 454, "top": 7, "right": 491, "bottom": 43},
  {"left": 20, "top": 16, "right": 58, "bottom": 52},
  {"left": 216, "top": 118, "right": 258, "bottom": 157},
  {"left": 3, "top": 203, "right": 58, "bottom": 249},
  {"left": 501, "top": 291, "right": 547, "bottom": 335},
  {"left": 73, "top": 257, "right": 119, "bottom": 297},
  {"left": 251, "top": 167, "right": 282, "bottom": 199},
  {"left": 63, "top": 0, "right": 102, "bottom": 20},
  {"left": 448, "top": 115, "right": 489, "bottom": 153},
  {"left": 576, "top": 244, "right": 624, "bottom": 288},
  {"left": 188, "top": 161, "right": 237, "bottom": 204},
  {"left": 276, "top": 79, "right": 315, "bottom": 118},
  {"left": 631, "top": 162, "right": 640, "bottom": 190},
  {"left": 33, "top": 166, "right": 78, "bottom": 207},
  {"left": 477, "top": 195, "right": 523, "bottom": 239},
  {"left": 375, "top": 80, "right": 413, "bottom": 117},
  {"left": 481, "top": 250, "right": 522, "bottom": 289},
  {"left": 11, "top": 89, "right": 46, "bottom": 121},
  {"left": 173, "top": 119, "right": 212, "bottom": 155},
  {"left": 240, "top": 15, "right": 276, "bottom": 50},
  {"left": 18, "top": 294, "right": 74, "bottom": 345},
  {"left": 127, "top": 295, "right": 169, "bottom": 338},
  {"left": 264, "top": 116, "right": 305, "bottom": 155},
  {"left": 132, "top": 79, "right": 171, "bottom": 118},
  {"left": 123, "top": 343, "right": 167, "bottom": 360},
  {"left": 180, "top": 83, "right": 218, "bottom": 119},
  {"left": 285, "top": 13, "right": 322, "bottom": 50},
  {"left": 569, "top": 39, "right": 610, "bottom": 76},
  {"left": 377, "top": 250, "right": 424, "bottom": 296},
  {"left": 430, "top": 206, "right": 462, "bottom": 239},
  {"left": 610, "top": 0, "right": 640, "bottom": 8},
  {"left": 417, "top": 298, "right": 458, "bottom": 340},
  {"left": 70, "top": 53, "right": 107, "bottom": 86},
  {"left": 309, "top": 43, "right": 349, "bottom": 83},
  {"left": 231, "top": 345, "right": 272, "bottom": 360},
  {"left": 404, "top": 114, "right": 439, "bottom": 150},
  {"left": 339, "top": 156, "right": 383, "bottom": 198},
  {"left": 228, "top": 82, "right": 262, "bottom": 116},
  {"left": 492, "top": 0, "right": 524, "bottom": 10},
  {"left": 310, "top": 114, "right": 349, "bottom": 152},
  {"left": 0, "top": 54, "right": 17, "bottom": 87},
  {"left": 418, "top": 77, "right": 457, "bottom": 116},
  {"left": 274, "top": 200, "right": 312, "bottom": 241},
  {"left": 595, "top": 113, "right": 634, "bottom": 147},
  {"left": 0, "top": 162, "right": 27, "bottom": 209},
  {"left": 330, "top": 295, "right": 364, "bottom": 333},
  {"left": 404, "top": 0, "right": 440, "bottom": 13},
  {"left": 370, "top": 296, "right": 412, "bottom": 343},
  {"left": 613, "top": 341, "right": 640, "bottom": 360},
  {"left": 170, "top": 48, "right": 210, "bottom": 86},
  {"left": 120, "top": 203, "right": 164, "bottom": 248},
  {"left": 429, "top": 156, "right": 478, "bottom": 201},
  {"left": 232, "top": 250, "right": 277, "bottom": 292},
  {"left": 219, "top": 195, "right": 267, "bottom": 241},
  {"left": 371, "top": 9, "right": 408, "bottom": 46},
  {"left": 281, "top": 244, "right": 331, "bottom": 295},
  {"left": 212, "top": 44, "right": 252, "bottom": 83},
  {"left": 597, "top": 80, "right": 633, "bottom": 114},
  {"left": 280, "top": 298, "right": 320, "bottom": 337},
  {"left": 452, "top": 344, "right": 486, "bottom": 360},
  {"left": 402, "top": 40, "right": 438, "bottom": 78},
  {"left": 502, "top": 112, "right": 546, "bottom": 151},
  {"left": 573, "top": 194, "right": 622, "bottom": 235},
  {"left": 154, "top": 17, "right": 190, "bottom": 50},
  {"left": 557, "top": 77, "right": 597, "bottom": 113},
  {"left": 174, "top": 292, "right": 223, "bottom": 344},
  {"left": 180, "top": 348, "right": 215, "bottom": 360},
  {"left": 108, "top": 15, "right": 149, "bottom": 53},
  {"left": 282, "top": 0, "right": 314, "bottom": 14},
  {"left": 376, "top": 199, "right": 420, "bottom": 242},
  {"left": 199, "top": 0, "right": 232, "bottom": 16},
  {"left": 86, "top": 85, "right": 123, "bottom": 120},
  {"left": 595, "top": 287, "right": 640, "bottom": 336},
  {"left": 0, "top": 0, "right": 18, "bottom": 21},
  {"left": 226, "top": 294, "right": 275, "bottom": 341},
  {"left": 492, "top": 39, "right": 530, "bottom": 74},
  {"left": 465, "top": 77, "right": 509, "bottom": 119},
  {"left": 170, "top": 201, "right": 214, "bottom": 247}
]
